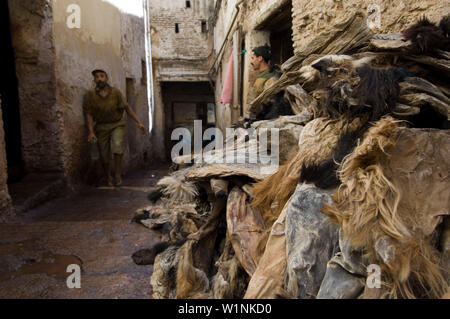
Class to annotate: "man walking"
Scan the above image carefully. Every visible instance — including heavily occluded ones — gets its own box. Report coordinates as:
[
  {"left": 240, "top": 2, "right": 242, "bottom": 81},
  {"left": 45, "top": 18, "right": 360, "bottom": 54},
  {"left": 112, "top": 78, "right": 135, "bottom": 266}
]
[{"left": 83, "top": 69, "right": 145, "bottom": 186}]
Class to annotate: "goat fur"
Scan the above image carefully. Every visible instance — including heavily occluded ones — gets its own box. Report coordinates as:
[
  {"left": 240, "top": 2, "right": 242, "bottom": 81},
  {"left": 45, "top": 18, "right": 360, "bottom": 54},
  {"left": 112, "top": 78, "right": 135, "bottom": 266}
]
[
  {"left": 402, "top": 16, "right": 449, "bottom": 54},
  {"left": 251, "top": 116, "right": 363, "bottom": 224},
  {"left": 321, "top": 117, "right": 449, "bottom": 298}
]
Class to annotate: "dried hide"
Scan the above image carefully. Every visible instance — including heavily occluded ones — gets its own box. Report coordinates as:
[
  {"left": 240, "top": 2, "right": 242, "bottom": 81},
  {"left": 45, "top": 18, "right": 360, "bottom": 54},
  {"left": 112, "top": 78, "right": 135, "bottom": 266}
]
[
  {"left": 299, "top": 122, "right": 369, "bottom": 189},
  {"left": 175, "top": 240, "right": 211, "bottom": 299},
  {"left": 210, "top": 239, "right": 250, "bottom": 299},
  {"left": 402, "top": 16, "right": 449, "bottom": 54},
  {"left": 284, "top": 85, "right": 319, "bottom": 117},
  {"left": 440, "top": 15, "right": 450, "bottom": 39},
  {"left": 244, "top": 197, "right": 291, "bottom": 299},
  {"left": 226, "top": 187, "right": 269, "bottom": 276},
  {"left": 139, "top": 205, "right": 204, "bottom": 243},
  {"left": 157, "top": 175, "right": 198, "bottom": 206},
  {"left": 317, "top": 230, "right": 367, "bottom": 299},
  {"left": 311, "top": 56, "right": 405, "bottom": 121},
  {"left": 252, "top": 11, "right": 373, "bottom": 110},
  {"left": 146, "top": 167, "right": 199, "bottom": 206},
  {"left": 322, "top": 116, "right": 450, "bottom": 298},
  {"left": 151, "top": 245, "right": 180, "bottom": 299},
  {"left": 251, "top": 115, "right": 307, "bottom": 165},
  {"left": 285, "top": 183, "right": 339, "bottom": 299},
  {"left": 184, "top": 164, "right": 269, "bottom": 183},
  {"left": 251, "top": 116, "right": 362, "bottom": 224},
  {"left": 257, "top": 91, "right": 294, "bottom": 121}
]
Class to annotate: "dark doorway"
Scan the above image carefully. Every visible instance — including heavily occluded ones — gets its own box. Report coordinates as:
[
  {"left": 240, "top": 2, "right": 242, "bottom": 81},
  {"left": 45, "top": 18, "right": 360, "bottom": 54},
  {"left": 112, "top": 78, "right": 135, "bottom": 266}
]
[
  {"left": 0, "top": 1, "right": 25, "bottom": 184},
  {"left": 258, "top": 1, "right": 294, "bottom": 66},
  {"left": 161, "top": 82, "right": 216, "bottom": 161}
]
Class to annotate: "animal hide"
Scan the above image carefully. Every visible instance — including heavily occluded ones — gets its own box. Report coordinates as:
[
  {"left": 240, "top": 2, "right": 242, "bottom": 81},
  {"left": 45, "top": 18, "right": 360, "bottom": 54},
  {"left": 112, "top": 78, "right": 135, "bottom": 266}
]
[
  {"left": 175, "top": 241, "right": 211, "bottom": 299},
  {"left": 244, "top": 197, "right": 291, "bottom": 299},
  {"left": 322, "top": 116, "right": 450, "bottom": 298},
  {"left": 402, "top": 16, "right": 449, "bottom": 54},
  {"left": 311, "top": 55, "right": 405, "bottom": 121},
  {"left": 226, "top": 187, "right": 269, "bottom": 276},
  {"left": 150, "top": 245, "right": 180, "bottom": 299},
  {"left": 299, "top": 122, "right": 369, "bottom": 189},
  {"left": 251, "top": 116, "right": 363, "bottom": 224},
  {"left": 257, "top": 92, "right": 294, "bottom": 121},
  {"left": 157, "top": 175, "right": 198, "bottom": 205},
  {"left": 439, "top": 15, "right": 450, "bottom": 39},
  {"left": 210, "top": 239, "right": 250, "bottom": 299}
]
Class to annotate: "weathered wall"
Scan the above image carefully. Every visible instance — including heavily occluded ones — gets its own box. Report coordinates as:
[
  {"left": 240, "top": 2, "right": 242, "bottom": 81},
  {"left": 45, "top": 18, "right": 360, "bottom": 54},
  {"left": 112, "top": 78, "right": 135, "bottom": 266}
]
[
  {"left": 8, "top": 0, "right": 65, "bottom": 175},
  {"left": 0, "top": 102, "right": 13, "bottom": 222},
  {"left": 53, "top": 0, "right": 151, "bottom": 185},
  {"left": 212, "top": 0, "right": 292, "bottom": 127},
  {"left": 121, "top": 14, "right": 152, "bottom": 170},
  {"left": 150, "top": 0, "right": 215, "bottom": 159},
  {"left": 291, "top": 0, "right": 450, "bottom": 53}
]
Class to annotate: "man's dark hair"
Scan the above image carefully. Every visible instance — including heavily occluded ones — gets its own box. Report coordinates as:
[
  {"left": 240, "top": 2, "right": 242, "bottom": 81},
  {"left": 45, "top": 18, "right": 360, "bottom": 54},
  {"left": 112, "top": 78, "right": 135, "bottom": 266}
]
[
  {"left": 92, "top": 69, "right": 108, "bottom": 77},
  {"left": 252, "top": 44, "right": 271, "bottom": 63}
]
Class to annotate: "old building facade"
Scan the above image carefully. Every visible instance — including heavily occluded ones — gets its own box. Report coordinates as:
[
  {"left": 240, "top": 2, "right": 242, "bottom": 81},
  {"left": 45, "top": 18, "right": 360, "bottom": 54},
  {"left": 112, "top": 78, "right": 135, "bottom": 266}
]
[
  {"left": 0, "top": 0, "right": 151, "bottom": 220},
  {"left": 149, "top": 0, "right": 216, "bottom": 160}
]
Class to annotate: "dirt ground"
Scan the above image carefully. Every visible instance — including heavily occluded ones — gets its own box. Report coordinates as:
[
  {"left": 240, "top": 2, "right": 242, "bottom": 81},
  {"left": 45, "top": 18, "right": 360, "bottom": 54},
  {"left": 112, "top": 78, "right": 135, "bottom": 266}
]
[{"left": 0, "top": 166, "right": 168, "bottom": 299}]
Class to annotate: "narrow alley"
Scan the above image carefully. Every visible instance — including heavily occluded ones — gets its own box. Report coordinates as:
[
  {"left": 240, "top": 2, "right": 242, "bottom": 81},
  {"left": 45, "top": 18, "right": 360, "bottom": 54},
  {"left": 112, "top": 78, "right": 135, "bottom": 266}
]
[
  {"left": 0, "top": 167, "right": 167, "bottom": 298},
  {"left": 0, "top": 0, "right": 449, "bottom": 303}
]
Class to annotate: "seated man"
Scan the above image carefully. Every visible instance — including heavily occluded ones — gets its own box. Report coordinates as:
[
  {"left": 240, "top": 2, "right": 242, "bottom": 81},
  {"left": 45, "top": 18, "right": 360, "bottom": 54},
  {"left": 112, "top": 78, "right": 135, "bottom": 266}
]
[{"left": 247, "top": 44, "right": 276, "bottom": 119}]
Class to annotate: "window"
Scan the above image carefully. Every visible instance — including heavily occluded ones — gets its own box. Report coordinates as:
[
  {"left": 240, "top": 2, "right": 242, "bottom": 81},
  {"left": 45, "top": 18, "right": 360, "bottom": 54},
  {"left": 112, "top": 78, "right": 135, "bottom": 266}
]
[
  {"left": 186, "top": 1, "right": 191, "bottom": 8},
  {"left": 201, "top": 20, "right": 207, "bottom": 33},
  {"left": 175, "top": 23, "right": 179, "bottom": 33}
]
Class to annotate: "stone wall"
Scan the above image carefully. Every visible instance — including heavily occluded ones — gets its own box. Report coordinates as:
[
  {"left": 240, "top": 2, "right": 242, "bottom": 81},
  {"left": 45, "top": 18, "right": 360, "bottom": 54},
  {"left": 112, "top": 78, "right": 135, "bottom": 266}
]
[
  {"left": 291, "top": 0, "right": 449, "bottom": 53},
  {"left": 0, "top": 103, "right": 13, "bottom": 222},
  {"left": 8, "top": 0, "right": 65, "bottom": 175}
]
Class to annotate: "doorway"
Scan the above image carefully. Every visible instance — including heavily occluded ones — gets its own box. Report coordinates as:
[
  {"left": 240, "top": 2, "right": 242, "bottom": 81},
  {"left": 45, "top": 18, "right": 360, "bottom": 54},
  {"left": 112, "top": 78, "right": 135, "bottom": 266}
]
[
  {"left": 161, "top": 82, "right": 216, "bottom": 161},
  {"left": 0, "top": 0, "right": 24, "bottom": 185}
]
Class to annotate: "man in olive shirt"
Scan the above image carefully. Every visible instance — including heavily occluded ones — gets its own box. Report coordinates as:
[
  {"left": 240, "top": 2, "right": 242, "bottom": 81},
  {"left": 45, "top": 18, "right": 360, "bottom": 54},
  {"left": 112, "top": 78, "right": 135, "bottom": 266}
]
[
  {"left": 248, "top": 44, "right": 275, "bottom": 119},
  {"left": 83, "top": 69, "right": 145, "bottom": 186}
]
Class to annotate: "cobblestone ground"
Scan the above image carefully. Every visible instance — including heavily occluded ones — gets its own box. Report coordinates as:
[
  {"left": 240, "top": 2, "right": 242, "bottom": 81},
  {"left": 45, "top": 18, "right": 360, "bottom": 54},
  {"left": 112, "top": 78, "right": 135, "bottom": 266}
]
[{"left": 0, "top": 167, "right": 168, "bottom": 299}]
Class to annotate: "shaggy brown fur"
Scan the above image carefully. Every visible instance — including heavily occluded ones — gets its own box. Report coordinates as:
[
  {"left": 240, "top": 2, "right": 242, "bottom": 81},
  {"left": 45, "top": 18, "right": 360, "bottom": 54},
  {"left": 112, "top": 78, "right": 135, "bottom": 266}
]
[
  {"left": 175, "top": 240, "right": 211, "bottom": 299},
  {"left": 321, "top": 117, "right": 449, "bottom": 298},
  {"left": 157, "top": 175, "right": 199, "bottom": 205},
  {"left": 402, "top": 16, "right": 448, "bottom": 54},
  {"left": 312, "top": 56, "right": 404, "bottom": 121},
  {"left": 440, "top": 15, "right": 450, "bottom": 38},
  {"left": 251, "top": 117, "right": 363, "bottom": 224},
  {"left": 211, "top": 239, "right": 250, "bottom": 299}
]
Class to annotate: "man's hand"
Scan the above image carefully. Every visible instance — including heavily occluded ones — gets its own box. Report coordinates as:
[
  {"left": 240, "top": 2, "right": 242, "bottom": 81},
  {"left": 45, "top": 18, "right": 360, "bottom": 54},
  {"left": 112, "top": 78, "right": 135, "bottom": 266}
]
[
  {"left": 88, "top": 132, "right": 97, "bottom": 143},
  {"left": 137, "top": 123, "right": 146, "bottom": 135}
]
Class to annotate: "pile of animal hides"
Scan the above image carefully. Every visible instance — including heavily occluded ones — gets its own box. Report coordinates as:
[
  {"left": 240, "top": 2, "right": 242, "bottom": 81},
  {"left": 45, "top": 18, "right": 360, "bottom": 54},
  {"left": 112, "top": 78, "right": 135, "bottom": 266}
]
[{"left": 132, "top": 12, "right": 450, "bottom": 299}]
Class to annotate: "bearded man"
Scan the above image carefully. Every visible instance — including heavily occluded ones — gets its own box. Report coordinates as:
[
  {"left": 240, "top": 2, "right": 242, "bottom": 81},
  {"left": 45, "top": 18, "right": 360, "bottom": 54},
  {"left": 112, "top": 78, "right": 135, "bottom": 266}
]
[
  {"left": 83, "top": 69, "right": 145, "bottom": 187},
  {"left": 247, "top": 44, "right": 276, "bottom": 119}
]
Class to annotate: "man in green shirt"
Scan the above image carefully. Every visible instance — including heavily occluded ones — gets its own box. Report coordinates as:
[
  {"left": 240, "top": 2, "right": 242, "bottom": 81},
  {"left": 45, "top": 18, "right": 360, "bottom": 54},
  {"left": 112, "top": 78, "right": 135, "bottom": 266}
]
[
  {"left": 83, "top": 69, "right": 145, "bottom": 187},
  {"left": 248, "top": 44, "right": 275, "bottom": 118}
]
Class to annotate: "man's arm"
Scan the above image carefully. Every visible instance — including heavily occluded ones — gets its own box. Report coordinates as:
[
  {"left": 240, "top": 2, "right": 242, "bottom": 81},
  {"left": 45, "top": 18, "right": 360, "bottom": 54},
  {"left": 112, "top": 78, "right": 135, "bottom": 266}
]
[
  {"left": 86, "top": 114, "right": 97, "bottom": 142},
  {"left": 125, "top": 104, "right": 146, "bottom": 135}
]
